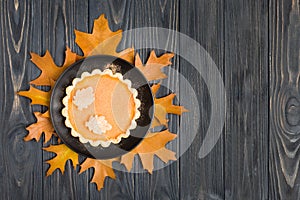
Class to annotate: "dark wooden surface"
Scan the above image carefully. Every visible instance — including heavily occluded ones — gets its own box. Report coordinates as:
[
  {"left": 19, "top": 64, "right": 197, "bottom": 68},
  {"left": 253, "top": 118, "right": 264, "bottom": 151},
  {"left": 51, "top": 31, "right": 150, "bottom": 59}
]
[{"left": 1, "top": 0, "right": 300, "bottom": 199}]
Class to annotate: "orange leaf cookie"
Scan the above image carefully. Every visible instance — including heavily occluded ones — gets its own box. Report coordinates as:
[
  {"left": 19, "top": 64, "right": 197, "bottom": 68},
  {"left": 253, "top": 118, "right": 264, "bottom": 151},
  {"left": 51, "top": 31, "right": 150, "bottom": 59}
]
[
  {"left": 30, "top": 47, "right": 77, "bottom": 87},
  {"left": 18, "top": 85, "right": 51, "bottom": 107},
  {"left": 44, "top": 144, "right": 79, "bottom": 176},
  {"left": 151, "top": 83, "right": 188, "bottom": 127},
  {"left": 135, "top": 51, "right": 174, "bottom": 81},
  {"left": 24, "top": 111, "right": 56, "bottom": 143},
  {"left": 75, "top": 14, "right": 134, "bottom": 63},
  {"left": 120, "top": 130, "right": 177, "bottom": 173},
  {"left": 80, "top": 158, "right": 116, "bottom": 190}
]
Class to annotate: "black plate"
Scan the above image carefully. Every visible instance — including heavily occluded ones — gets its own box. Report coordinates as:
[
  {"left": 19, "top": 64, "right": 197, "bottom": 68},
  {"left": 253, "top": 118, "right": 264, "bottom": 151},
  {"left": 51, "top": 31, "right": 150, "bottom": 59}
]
[{"left": 50, "top": 55, "right": 154, "bottom": 159}]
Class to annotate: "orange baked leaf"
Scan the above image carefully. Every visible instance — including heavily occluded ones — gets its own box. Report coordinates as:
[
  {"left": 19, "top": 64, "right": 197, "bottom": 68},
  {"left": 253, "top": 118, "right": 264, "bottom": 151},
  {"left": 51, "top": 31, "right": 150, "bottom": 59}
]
[
  {"left": 18, "top": 85, "right": 51, "bottom": 107},
  {"left": 151, "top": 83, "right": 188, "bottom": 127},
  {"left": 80, "top": 158, "right": 116, "bottom": 191},
  {"left": 25, "top": 111, "right": 56, "bottom": 143},
  {"left": 135, "top": 51, "right": 174, "bottom": 81},
  {"left": 44, "top": 144, "right": 79, "bottom": 176},
  {"left": 30, "top": 47, "right": 77, "bottom": 86},
  {"left": 75, "top": 14, "right": 134, "bottom": 63},
  {"left": 120, "top": 130, "right": 177, "bottom": 174}
]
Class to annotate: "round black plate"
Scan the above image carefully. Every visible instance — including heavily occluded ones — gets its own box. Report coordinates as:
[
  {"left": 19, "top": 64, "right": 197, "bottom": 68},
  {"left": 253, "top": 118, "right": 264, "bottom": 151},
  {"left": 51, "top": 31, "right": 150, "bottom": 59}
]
[{"left": 50, "top": 55, "right": 154, "bottom": 159}]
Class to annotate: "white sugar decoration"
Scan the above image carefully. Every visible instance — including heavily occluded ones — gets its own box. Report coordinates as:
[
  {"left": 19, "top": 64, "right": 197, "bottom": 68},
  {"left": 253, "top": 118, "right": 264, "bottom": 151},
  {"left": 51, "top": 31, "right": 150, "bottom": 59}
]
[
  {"left": 73, "top": 87, "right": 95, "bottom": 110},
  {"left": 85, "top": 115, "right": 112, "bottom": 135}
]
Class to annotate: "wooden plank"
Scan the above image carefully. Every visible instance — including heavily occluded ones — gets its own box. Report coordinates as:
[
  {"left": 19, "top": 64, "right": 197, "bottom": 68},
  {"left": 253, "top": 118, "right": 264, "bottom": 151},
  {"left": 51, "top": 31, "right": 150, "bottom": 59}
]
[
  {"left": 269, "top": 0, "right": 300, "bottom": 199},
  {"left": 87, "top": 1, "right": 136, "bottom": 198},
  {"left": 0, "top": 0, "right": 43, "bottom": 199},
  {"left": 130, "top": 1, "right": 180, "bottom": 199},
  {"left": 41, "top": 1, "right": 90, "bottom": 199},
  {"left": 179, "top": 0, "right": 225, "bottom": 199},
  {"left": 87, "top": 0, "right": 180, "bottom": 199},
  {"left": 90, "top": 1, "right": 178, "bottom": 199},
  {"left": 224, "top": 0, "right": 269, "bottom": 199},
  {"left": 6, "top": 0, "right": 300, "bottom": 199}
]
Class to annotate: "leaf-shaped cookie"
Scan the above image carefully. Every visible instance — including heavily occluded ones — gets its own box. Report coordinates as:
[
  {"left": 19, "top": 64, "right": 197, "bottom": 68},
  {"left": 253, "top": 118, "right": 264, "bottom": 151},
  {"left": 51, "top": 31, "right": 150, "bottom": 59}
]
[
  {"left": 135, "top": 51, "right": 174, "bottom": 81},
  {"left": 18, "top": 85, "right": 51, "bottom": 107},
  {"left": 80, "top": 158, "right": 116, "bottom": 191},
  {"left": 75, "top": 14, "right": 134, "bottom": 63},
  {"left": 44, "top": 144, "right": 79, "bottom": 176},
  {"left": 25, "top": 111, "right": 56, "bottom": 143},
  {"left": 151, "top": 83, "right": 188, "bottom": 127},
  {"left": 120, "top": 130, "right": 177, "bottom": 174},
  {"left": 30, "top": 47, "right": 77, "bottom": 86}
]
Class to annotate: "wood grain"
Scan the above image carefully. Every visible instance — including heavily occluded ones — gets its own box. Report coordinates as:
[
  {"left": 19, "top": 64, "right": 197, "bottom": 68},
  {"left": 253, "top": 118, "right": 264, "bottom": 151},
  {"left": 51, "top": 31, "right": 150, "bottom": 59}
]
[
  {"left": 224, "top": 0, "right": 269, "bottom": 199},
  {"left": 88, "top": 1, "right": 136, "bottom": 199},
  {"left": 179, "top": 0, "right": 225, "bottom": 199},
  {"left": 2, "top": 0, "right": 300, "bottom": 199},
  {"left": 0, "top": 0, "right": 43, "bottom": 199},
  {"left": 269, "top": 0, "right": 300, "bottom": 199},
  {"left": 130, "top": 1, "right": 180, "bottom": 200},
  {"left": 41, "top": 1, "right": 89, "bottom": 199},
  {"left": 87, "top": 1, "right": 180, "bottom": 199}
]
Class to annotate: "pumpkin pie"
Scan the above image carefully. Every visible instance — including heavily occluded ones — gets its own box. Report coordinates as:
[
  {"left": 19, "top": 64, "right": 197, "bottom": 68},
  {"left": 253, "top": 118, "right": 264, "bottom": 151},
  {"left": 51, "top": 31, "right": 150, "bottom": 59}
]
[{"left": 62, "top": 65, "right": 141, "bottom": 147}]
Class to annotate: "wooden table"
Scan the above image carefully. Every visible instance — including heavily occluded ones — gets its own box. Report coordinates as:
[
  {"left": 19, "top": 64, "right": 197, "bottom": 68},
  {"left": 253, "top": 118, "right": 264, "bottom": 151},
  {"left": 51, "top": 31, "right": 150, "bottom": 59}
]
[{"left": 1, "top": 0, "right": 299, "bottom": 199}]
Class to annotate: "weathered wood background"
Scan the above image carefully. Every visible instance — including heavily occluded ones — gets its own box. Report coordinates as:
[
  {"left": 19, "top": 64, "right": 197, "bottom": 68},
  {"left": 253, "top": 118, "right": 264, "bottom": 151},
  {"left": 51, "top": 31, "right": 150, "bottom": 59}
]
[{"left": 0, "top": 0, "right": 299, "bottom": 199}]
